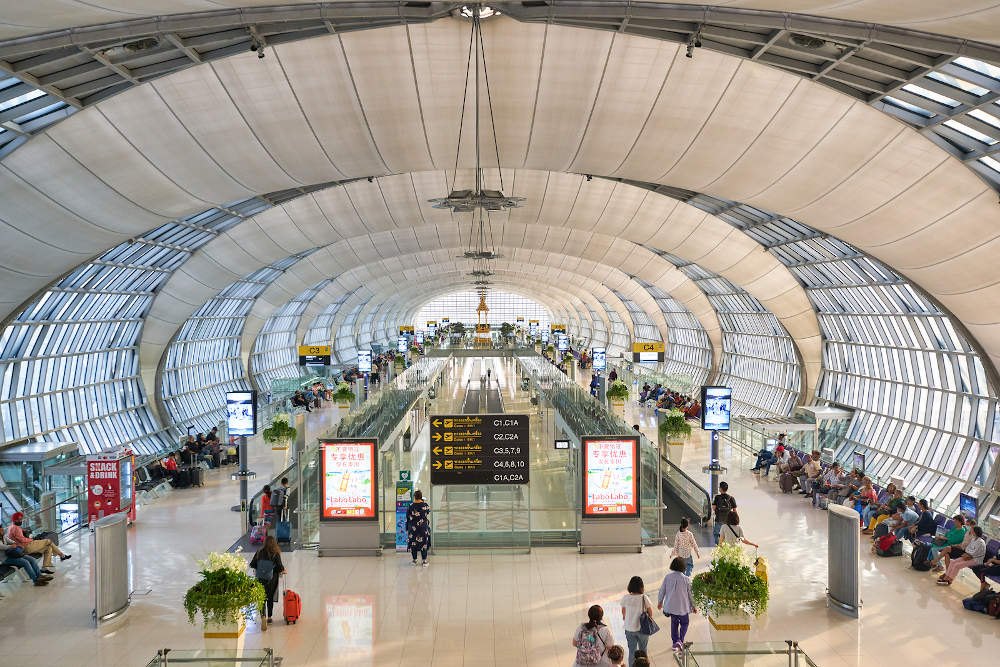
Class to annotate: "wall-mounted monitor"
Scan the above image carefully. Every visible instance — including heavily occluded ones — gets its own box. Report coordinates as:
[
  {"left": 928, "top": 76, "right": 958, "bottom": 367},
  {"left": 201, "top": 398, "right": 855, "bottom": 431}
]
[
  {"left": 320, "top": 439, "right": 378, "bottom": 521},
  {"left": 959, "top": 493, "right": 978, "bottom": 521},
  {"left": 225, "top": 390, "right": 257, "bottom": 436},
  {"left": 852, "top": 451, "right": 866, "bottom": 474},
  {"left": 582, "top": 435, "right": 639, "bottom": 519},
  {"left": 700, "top": 386, "right": 732, "bottom": 431}
]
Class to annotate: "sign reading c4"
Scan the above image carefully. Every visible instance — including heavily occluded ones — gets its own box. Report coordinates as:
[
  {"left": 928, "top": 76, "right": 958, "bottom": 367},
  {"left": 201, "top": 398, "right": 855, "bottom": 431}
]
[{"left": 632, "top": 342, "right": 665, "bottom": 353}]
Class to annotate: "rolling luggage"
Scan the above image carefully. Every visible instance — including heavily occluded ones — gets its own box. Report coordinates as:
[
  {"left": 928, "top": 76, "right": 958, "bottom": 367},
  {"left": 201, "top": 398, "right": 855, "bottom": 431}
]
[
  {"left": 910, "top": 542, "right": 932, "bottom": 570},
  {"left": 250, "top": 521, "right": 267, "bottom": 545},
  {"left": 171, "top": 468, "right": 191, "bottom": 489},
  {"left": 276, "top": 520, "right": 291, "bottom": 543},
  {"left": 188, "top": 466, "right": 203, "bottom": 487},
  {"left": 779, "top": 473, "right": 795, "bottom": 494},
  {"left": 283, "top": 585, "right": 301, "bottom": 624}
]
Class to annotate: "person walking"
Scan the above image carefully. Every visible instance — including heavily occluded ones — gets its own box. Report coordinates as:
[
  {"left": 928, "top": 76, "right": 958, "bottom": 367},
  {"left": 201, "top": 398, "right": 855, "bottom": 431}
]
[
  {"left": 406, "top": 490, "right": 431, "bottom": 566},
  {"left": 249, "top": 536, "right": 286, "bottom": 630},
  {"left": 571, "top": 604, "right": 614, "bottom": 666},
  {"left": 657, "top": 557, "right": 697, "bottom": 653},
  {"left": 619, "top": 576, "right": 654, "bottom": 666},
  {"left": 711, "top": 482, "right": 736, "bottom": 545},
  {"left": 270, "top": 477, "right": 289, "bottom": 522},
  {"left": 260, "top": 485, "right": 274, "bottom": 525},
  {"left": 719, "top": 511, "right": 759, "bottom": 548},
  {"left": 671, "top": 517, "right": 701, "bottom": 576}
]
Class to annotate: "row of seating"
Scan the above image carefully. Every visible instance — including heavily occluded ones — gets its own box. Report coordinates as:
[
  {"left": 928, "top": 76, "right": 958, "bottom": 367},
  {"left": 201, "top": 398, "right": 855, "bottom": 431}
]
[{"left": 761, "top": 446, "right": 1000, "bottom": 590}]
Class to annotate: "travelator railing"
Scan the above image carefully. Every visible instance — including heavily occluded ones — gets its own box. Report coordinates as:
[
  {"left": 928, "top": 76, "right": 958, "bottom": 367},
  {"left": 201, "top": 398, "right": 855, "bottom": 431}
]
[
  {"left": 674, "top": 641, "right": 818, "bottom": 666},
  {"left": 516, "top": 355, "right": 712, "bottom": 542},
  {"left": 145, "top": 649, "right": 276, "bottom": 667}
]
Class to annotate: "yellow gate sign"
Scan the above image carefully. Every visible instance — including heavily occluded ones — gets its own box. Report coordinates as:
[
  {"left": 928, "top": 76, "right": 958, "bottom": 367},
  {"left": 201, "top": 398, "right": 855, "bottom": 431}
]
[
  {"left": 298, "top": 345, "right": 331, "bottom": 356},
  {"left": 632, "top": 342, "right": 664, "bottom": 353}
]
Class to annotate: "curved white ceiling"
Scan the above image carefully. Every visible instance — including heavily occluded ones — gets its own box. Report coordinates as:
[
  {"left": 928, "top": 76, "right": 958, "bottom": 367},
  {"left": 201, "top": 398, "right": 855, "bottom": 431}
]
[
  {"left": 0, "top": 17, "right": 995, "bottom": 380},
  {"left": 3, "top": 1, "right": 1000, "bottom": 43}
]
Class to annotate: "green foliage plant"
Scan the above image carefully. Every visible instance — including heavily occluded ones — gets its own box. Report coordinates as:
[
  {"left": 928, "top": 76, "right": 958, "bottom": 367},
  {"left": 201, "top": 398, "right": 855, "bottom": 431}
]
[
  {"left": 691, "top": 541, "right": 768, "bottom": 618},
  {"left": 606, "top": 379, "right": 630, "bottom": 400},
  {"left": 184, "top": 552, "right": 267, "bottom": 626},
  {"left": 262, "top": 413, "right": 296, "bottom": 445},
  {"left": 659, "top": 409, "right": 692, "bottom": 442},
  {"left": 410, "top": 345, "right": 421, "bottom": 354},
  {"left": 331, "top": 381, "right": 356, "bottom": 403}
]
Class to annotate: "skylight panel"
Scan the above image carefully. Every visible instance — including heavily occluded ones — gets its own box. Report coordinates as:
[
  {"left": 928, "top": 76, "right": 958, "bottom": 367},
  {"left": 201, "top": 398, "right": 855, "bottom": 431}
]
[
  {"left": 0, "top": 88, "right": 45, "bottom": 113},
  {"left": 901, "top": 84, "right": 959, "bottom": 107},
  {"left": 943, "top": 119, "right": 998, "bottom": 145},
  {"left": 968, "top": 108, "right": 1000, "bottom": 129},
  {"left": 953, "top": 57, "right": 1000, "bottom": 82},
  {"left": 926, "top": 71, "right": 990, "bottom": 97},
  {"left": 978, "top": 155, "right": 1000, "bottom": 174},
  {"left": 883, "top": 96, "right": 935, "bottom": 118}
]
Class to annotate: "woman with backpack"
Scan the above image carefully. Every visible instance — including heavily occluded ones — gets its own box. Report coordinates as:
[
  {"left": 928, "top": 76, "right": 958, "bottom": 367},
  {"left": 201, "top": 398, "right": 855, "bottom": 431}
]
[
  {"left": 657, "top": 557, "right": 697, "bottom": 652},
  {"left": 250, "top": 536, "right": 286, "bottom": 630},
  {"left": 571, "top": 604, "right": 614, "bottom": 665}
]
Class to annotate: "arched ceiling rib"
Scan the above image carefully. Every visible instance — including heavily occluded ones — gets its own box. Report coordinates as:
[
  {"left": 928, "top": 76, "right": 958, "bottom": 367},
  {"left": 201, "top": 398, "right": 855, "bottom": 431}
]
[{"left": 1, "top": 17, "right": 997, "bottom": 388}]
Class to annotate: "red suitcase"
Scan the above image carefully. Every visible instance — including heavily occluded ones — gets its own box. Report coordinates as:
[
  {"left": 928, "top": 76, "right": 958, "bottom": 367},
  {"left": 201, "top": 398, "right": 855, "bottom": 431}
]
[{"left": 283, "top": 587, "right": 301, "bottom": 624}]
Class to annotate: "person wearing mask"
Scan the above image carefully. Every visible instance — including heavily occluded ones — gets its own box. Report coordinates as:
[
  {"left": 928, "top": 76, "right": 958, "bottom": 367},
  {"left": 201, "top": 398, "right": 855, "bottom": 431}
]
[
  {"left": 406, "top": 490, "right": 431, "bottom": 567},
  {"left": 720, "top": 511, "right": 759, "bottom": 548},
  {"left": 619, "top": 576, "right": 654, "bottom": 666},
  {"left": 937, "top": 526, "right": 987, "bottom": 585},
  {"left": 926, "top": 515, "right": 966, "bottom": 568},
  {"left": 670, "top": 517, "right": 701, "bottom": 576},
  {"left": 892, "top": 497, "right": 920, "bottom": 540},
  {"left": 571, "top": 604, "right": 614, "bottom": 666},
  {"left": 711, "top": 482, "right": 737, "bottom": 546},
  {"left": 5, "top": 512, "right": 69, "bottom": 568},
  {"left": 249, "top": 536, "right": 286, "bottom": 629},
  {"left": 657, "top": 556, "right": 696, "bottom": 653},
  {"left": 796, "top": 451, "right": 823, "bottom": 494},
  {"left": 2, "top": 548, "right": 52, "bottom": 586},
  {"left": 932, "top": 518, "right": 977, "bottom": 572}
]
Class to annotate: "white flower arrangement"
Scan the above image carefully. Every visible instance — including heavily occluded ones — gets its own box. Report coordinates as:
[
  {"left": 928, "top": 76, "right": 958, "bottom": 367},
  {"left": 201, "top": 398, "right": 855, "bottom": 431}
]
[{"left": 196, "top": 551, "right": 247, "bottom": 574}]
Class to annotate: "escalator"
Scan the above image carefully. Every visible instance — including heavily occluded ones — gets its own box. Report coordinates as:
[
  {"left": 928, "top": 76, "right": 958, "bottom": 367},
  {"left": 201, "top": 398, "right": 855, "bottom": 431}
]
[
  {"left": 462, "top": 380, "right": 481, "bottom": 414},
  {"left": 484, "top": 379, "right": 503, "bottom": 413}
]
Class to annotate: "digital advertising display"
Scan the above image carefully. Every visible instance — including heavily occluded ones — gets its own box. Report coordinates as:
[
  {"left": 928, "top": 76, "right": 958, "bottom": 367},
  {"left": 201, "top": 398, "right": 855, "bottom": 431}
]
[
  {"left": 357, "top": 350, "right": 372, "bottom": 374},
  {"left": 592, "top": 347, "right": 606, "bottom": 371},
  {"left": 397, "top": 336, "right": 407, "bottom": 353},
  {"left": 415, "top": 331, "right": 424, "bottom": 344},
  {"left": 557, "top": 334, "right": 569, "bottom": 352},
  {"left": 959, "top": 493, "right": 978, "bottom": 520},
  {"left": 582, "top": 435, "right": 639, "bottom": 518},
  {"left": 554, "top": 439, "right": 570, "bottom": 450},
  {"left": 225, "top": 390, "right": 257, "bottom": 436},
  {"left": 529, "top": 320, "right": 539, "bottom": 335},
  {"left": 701, "top": 386, "right": 733, "bottom": 431},
  {"left": 320, "top": 439, "right": 377, "bottom": 521},
  {"left": 852, "top": 451, "right": 866, "bottom": 474},
  {"left": 541, "top": 330, "right": 550, "bottom": 343}
]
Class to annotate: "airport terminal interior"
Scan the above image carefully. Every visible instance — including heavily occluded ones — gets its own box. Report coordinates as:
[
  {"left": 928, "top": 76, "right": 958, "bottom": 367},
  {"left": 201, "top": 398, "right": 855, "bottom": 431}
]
[{"left": 1, "top": 1, "right": 1000, "bottom": 665}]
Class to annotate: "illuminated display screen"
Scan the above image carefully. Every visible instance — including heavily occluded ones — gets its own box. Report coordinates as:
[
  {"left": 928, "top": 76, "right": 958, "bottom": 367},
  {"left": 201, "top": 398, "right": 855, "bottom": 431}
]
[
  {"left": 321, "top": 440, "right": 377, "bottom": 521},
  {"left": 592, "top": 347, "right": 606, "bottom": 371},
  {"left": 582, "top": 436, "right": 639, "bottom": 518},
  {"left": 638, "top": 351, "right": 659, "bottom": 364},
  {"left": 357, "top": 350, "right": 372, "bottom": 373},
  {"left": 415, "top": 331, "right": 424, "bottom": 344},
  {"left": 557, "top": 334, "right": 569, "bottom": 352},
  {"left": 541, "top": 330, "right": 549, "bottom": 343},
  {"left": 701, "top": 386, "right": 732, "bottom": 431},
  {"left": 397, "top": 336, "right": 407, "bottom": 353},
  {"left": 959, "top": 493, "right": 977, "bottom": 520},
  {"left": 225, "top": 390, "right": 257, "bottom": 436}
]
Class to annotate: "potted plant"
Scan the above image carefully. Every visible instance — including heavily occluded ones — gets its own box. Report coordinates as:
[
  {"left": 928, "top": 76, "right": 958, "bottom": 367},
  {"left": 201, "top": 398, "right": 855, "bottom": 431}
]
[
  {"left": 658, "top": 409, "right": 691, "bottom": 463},
  {"left": 546, "top": 344, "right": 555, "bottom": 356},
  {"left": 331, "top": 381, "right": 355, "bottom": 410},
  {"left": 605, "top": 379, "right": 629, "bottom": 418},
  {"left": 262, "top": 413, "right": 296, "bottom": 451},
  {"left": 409, "top": 344, "right": 421, "bottom": 358},
  {"left": 691, "top": 541, "right": 769, "bottom": 666},
  {"left": 184, "top": 552, "right": 266, "bottom": 649}
]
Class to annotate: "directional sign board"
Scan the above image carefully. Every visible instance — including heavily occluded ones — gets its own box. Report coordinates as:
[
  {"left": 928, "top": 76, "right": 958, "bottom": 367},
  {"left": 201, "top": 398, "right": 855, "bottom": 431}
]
[{"left": 430, "top": 414, "right": 530, "bottom": 485}]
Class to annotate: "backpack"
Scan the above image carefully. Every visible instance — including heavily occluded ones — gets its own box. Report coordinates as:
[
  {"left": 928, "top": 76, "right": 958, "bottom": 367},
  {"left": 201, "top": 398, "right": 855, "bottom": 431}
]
[
  {"left": 574, "top": 625, "right": 605, "bottom": 665},
  {"left": 270, "top": 486, "right": 287, "bottom": 508},
  {"left": 910, "top": 542, "right": 932, "bottom": 571},
  {"left": 255, "top": 555, "right": 275, "bottom": 583},
  {"left": 875, "top": 534, "right": 902, "bottom": 557},
  {"left": 714, "top": 494, "right": 732, "bottom": 523}
]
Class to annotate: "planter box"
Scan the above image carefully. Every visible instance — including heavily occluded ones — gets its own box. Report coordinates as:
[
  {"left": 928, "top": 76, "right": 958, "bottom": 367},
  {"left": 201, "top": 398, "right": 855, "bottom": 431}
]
[
  {"left": 609, "top": 399, "right": 626, "bottom": 420},
  {"left": 203, "top": 613, "right": 246, "bottom": 651},
  {"left": 707, "top": 610, "right": 752, "bottom": 667}
]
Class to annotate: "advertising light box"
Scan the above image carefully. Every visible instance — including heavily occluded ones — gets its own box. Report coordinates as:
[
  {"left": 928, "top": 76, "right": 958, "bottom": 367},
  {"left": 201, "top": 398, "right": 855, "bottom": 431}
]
[
  {"left": 541, "top": 330, "right": 550, "bottom": 343},
  {"left": 397, "top": 336, "right": 407, "bottom": 353},
  {"left": 357, "top": 350, "right": 372, "bottom": 374},
  {"left": 226, "top": 390, "right": 257, "bottom": 436},
  {"left": 701, "top": 386, "right": 732, "bottom": 431},
  {"left": 959, "top": 493, "right": 978, "bottom": 521},
  {"left": 557, "top": 334, "right": 569, "bottom": 352},
  {"left": 320, "top": 439, "right": 377, "bottom": 521},
  {"left": 582, "top": 435, "right": 639, "bottom": 518},
  {"left": 592, "top": 347, "right": 606, "bottom": 371},
  {"left": 415, "top": 331, "right": 424, "bottom": 344}
]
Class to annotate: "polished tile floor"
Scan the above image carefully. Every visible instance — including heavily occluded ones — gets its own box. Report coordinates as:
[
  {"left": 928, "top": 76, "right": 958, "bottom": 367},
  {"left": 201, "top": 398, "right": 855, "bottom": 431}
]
[{"left": 1, "top": 367, "right": 997, "bottom": 665}]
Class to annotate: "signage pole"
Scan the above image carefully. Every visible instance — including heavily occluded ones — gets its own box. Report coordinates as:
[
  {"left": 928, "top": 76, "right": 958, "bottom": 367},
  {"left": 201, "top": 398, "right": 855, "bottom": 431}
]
[
  {"left": 710, "top": 431, "right": 720, "bottom": 499},
  {"left": 239, "top": 435, "right": 249, "bottom": 535}
]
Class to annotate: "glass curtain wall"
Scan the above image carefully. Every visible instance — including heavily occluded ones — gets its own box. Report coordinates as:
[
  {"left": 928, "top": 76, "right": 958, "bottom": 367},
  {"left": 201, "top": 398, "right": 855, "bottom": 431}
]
[
  {"left": 303, "top": 290, "right": 357, "bottom": 346},
  {"left": 334, "top": 299, "right": 370, "bottom": 365},
  {"left": 412, "top": 290, "right": 551, "bottom": 329},
  {"left": 633, "top": 278, "right": 712, "bottom": 387},
  {"left": 162, "top": 251, "right": 317, "bottom": 433},
  {"left": 251, "top": 279, "right": 332, "bottom": 389}
]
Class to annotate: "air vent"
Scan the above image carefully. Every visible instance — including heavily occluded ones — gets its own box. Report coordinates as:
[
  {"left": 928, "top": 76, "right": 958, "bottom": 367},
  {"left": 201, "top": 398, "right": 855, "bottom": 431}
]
[{"left": 789, "top": 33, "right": 826, "bottom": 49}]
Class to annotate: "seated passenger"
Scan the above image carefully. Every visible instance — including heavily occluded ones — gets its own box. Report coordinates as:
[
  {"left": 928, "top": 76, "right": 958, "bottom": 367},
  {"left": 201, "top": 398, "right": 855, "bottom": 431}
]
[
  {"left": 937, "top": 526, "right": 986, "bottom": 585},
  {"left": 863, "top": 488, "right": 904, "bottom": 534},
  {"left": 927, "top": 515, "right": 966, "bottom": 567},
  {"left": 826, "top": 466, "right": 855, "bottom": 503},
  {"left": 779, "top": 449, "right": 802, "bottom": 476},
  {"left": 906, "top": 499, "right": 936, "bottom": 541},
  {"left": 892, "top": 497, "right": 920, "bottom": 540},
  {"left": 1, "top": 546, "right": 51, "bottom": 586},
  {"left": 162, "top": 452, "right": 179, "bottom": 478},
  {"left": 291, "top": 391, "right": 312, "bottom": 412},
  {"left": 812, "top": 461, "right": 842, "bottom": 497},
  {"left": 931, "top": 518, "right": 976, "bottom": 572},
  {"left": 764, "top": 446, "right": 787, "bottom": 477},
  {"left": 795, "top": 451, "right": 822, "bottom": 494},
  {"left": 5, "top": 512, "right": 70, "bottom": 568},
  {"left": 970, "top": 554, "right": 1000, "bottom": 592},
  {"left": 750, "top": 447, "right": 776, "bottom": 473}
]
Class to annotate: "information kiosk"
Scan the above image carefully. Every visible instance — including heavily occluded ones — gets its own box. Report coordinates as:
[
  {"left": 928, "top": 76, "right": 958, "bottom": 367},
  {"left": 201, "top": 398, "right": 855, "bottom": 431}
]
[
  {"left": 318, "top": 438, "right": 380, "bottom": 556},
  {"left": 579, "top": 435, "right": 641, "bottom": 553},
  {"left": 86, "top": 448, "right": 136, "bottom": 525}
]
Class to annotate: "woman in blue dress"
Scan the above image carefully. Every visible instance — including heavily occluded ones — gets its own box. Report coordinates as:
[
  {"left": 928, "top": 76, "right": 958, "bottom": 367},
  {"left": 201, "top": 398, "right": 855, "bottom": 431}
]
[{"left": 406, "top": 490, "right": 431, "bottom": 567}]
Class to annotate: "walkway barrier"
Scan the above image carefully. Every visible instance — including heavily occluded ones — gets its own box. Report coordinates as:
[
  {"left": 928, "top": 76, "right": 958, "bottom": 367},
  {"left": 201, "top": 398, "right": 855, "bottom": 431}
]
[
  {"left": 675, "top": 641, "right": 818, "bottom": 666},
  {"left": 144, "top": 649, "right": 277, "bottom": 666}
]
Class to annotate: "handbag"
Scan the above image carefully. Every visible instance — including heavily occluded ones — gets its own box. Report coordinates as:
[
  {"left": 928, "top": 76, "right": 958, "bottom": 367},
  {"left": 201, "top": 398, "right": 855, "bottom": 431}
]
[{"left": 638, "top": 609, "right": 660, "bottom": 635}]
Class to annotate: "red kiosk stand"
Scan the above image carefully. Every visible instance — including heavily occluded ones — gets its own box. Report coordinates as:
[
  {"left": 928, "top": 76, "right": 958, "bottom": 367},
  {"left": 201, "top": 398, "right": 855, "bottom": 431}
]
[{"left": 87, "top": 449, "right": 136, "bottom": 525}]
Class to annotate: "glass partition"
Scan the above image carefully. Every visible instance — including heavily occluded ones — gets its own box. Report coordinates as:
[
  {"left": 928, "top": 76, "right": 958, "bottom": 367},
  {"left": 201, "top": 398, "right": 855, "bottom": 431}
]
[
  {"left": 144, "top": 649, "right": 275, "bottom": 667},
  {"left": 676, "top": 641, "right": 818, "bottom": 666}
]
